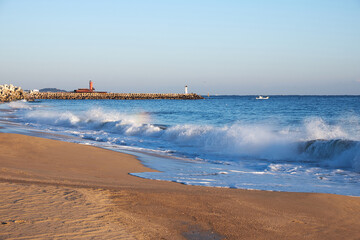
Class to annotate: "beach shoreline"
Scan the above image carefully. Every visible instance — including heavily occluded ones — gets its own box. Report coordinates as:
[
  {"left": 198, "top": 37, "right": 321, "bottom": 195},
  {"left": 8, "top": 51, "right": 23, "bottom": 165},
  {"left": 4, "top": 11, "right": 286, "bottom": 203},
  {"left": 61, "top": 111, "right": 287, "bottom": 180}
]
[{"left": 1, "top": 132, "right": 360, "bottom": 239}]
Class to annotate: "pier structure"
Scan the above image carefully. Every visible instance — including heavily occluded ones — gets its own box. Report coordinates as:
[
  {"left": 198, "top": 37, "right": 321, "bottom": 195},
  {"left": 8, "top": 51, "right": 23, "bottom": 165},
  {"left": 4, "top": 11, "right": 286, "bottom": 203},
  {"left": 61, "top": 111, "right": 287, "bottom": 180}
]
[
  {"left": 28, "top": 92, "right": 204, "bottom": 100},
  {"left": 0, "top": 82, "right": 204, "bottom": 101}
]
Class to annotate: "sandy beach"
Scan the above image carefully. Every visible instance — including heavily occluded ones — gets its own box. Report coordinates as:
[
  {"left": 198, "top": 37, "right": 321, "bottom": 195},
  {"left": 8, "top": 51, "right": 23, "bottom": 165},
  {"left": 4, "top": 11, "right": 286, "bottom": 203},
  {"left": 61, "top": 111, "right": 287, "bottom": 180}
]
[{"left": 1, "top": 133, "right": 360, "bottom": 239}]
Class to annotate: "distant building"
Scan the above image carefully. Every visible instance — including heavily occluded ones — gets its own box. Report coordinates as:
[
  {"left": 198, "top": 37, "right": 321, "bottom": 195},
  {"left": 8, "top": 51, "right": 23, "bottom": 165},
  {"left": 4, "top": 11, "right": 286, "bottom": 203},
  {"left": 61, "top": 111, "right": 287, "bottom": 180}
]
[
  {"left": 185, "top": 85, "right": 188, "bottom": 94},
  {"left": 74, "top": 80, "right": 106, "bottom": 93}
]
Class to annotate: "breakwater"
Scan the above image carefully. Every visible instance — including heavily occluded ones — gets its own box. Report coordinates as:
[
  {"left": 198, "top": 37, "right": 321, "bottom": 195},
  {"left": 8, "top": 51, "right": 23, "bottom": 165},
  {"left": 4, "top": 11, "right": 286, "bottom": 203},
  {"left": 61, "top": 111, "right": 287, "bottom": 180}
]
[
  {"left": 28, "top": 92, "right": 204, "bottom": 100},
  {"left": 0, "top": 84, "right": 24, "bottom": 102}
]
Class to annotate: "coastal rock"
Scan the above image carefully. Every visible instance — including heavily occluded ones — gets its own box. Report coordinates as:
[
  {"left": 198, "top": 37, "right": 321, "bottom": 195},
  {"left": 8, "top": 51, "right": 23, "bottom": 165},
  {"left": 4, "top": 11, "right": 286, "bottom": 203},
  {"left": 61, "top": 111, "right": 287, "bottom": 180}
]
[{"left": 0, "top": 84, "right": 25, "bottom": 102}]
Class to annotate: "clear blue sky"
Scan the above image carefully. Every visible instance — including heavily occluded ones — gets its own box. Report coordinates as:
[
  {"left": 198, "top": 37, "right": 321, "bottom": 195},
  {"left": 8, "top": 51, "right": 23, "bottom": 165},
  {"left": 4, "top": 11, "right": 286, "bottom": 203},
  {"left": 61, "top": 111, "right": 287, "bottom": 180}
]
[{"left": 0, "top": 0, "right": 359, "bottom": 94}]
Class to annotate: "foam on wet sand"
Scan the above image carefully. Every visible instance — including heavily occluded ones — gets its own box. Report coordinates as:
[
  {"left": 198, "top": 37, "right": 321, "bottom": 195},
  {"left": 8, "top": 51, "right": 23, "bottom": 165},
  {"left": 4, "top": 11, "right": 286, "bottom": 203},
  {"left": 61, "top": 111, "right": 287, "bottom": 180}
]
[{"left": 1, "top": 133, "right": 360, "bottom": 239}]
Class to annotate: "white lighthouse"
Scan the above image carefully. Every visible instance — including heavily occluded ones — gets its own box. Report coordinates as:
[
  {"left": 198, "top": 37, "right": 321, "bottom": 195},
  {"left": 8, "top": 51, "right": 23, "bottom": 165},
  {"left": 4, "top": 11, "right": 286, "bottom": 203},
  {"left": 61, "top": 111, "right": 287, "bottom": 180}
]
[{"left": 185, "top": 85, "right": 188, "bottom": 94}]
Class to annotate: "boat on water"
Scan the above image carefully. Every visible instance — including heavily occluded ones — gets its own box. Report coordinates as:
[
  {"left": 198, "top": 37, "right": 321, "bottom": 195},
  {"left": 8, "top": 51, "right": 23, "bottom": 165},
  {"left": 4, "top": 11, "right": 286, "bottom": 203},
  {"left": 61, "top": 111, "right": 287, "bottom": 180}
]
[{"left": 256, "top": 96, "right": 269, "bottom": 100}]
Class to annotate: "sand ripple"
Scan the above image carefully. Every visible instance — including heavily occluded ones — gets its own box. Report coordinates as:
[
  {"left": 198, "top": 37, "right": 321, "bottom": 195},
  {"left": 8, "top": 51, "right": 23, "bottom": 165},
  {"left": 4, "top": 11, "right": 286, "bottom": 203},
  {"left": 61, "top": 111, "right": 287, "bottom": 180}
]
[{"left": 0, "top": 182, "right": 136, "bottom": 239}]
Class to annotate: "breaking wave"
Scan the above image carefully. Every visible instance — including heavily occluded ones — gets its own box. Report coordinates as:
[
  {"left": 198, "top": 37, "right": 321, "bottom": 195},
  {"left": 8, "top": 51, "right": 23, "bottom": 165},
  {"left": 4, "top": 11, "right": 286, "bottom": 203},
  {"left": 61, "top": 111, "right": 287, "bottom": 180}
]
[
  {"left": 299, "top": 139, "right": 360, "bottom": 171},
  {"left": 20, "top": 107, "right": 360, "bottom": 172},
  {"left": 7, "top": 100, "right": 32, "bottom": 109}
]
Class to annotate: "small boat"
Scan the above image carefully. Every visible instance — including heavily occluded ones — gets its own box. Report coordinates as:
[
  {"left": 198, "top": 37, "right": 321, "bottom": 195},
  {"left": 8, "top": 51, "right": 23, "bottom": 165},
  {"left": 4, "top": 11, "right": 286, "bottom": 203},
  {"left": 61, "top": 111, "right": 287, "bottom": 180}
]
[{"left": 256, "top": 96, "right": 269, "bottom": 100}]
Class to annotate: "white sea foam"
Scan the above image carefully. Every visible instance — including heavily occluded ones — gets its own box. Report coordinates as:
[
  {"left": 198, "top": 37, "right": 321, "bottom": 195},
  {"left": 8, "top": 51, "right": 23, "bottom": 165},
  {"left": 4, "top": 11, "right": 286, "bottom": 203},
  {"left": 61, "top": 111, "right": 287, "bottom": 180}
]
[
  {"left": 304, "top": 117, "right": 349, "bottom": 140},
  {"left": 7, "top": 100, "right": 32, "bottom": 109},
  {"left": 20, "top": 107, "right": 360, "bottom": 173}
]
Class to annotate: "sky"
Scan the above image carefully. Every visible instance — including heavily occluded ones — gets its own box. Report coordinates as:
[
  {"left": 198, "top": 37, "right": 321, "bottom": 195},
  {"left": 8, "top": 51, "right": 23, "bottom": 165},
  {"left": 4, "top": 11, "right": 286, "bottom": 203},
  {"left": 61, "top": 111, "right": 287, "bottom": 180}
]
[{"left": 0, "top": 0, "right": 360, "bottom": 95}]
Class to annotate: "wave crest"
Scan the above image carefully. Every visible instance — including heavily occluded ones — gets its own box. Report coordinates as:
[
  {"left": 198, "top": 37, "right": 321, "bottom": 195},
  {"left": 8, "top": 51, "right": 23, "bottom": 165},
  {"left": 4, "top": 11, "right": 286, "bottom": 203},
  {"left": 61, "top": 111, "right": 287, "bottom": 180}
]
[
  {"left": 22, "top": 107, "right": 360, "bottom": 172},
  {"left": 300, "top": 139, "right": 360, "bottom": 171}
]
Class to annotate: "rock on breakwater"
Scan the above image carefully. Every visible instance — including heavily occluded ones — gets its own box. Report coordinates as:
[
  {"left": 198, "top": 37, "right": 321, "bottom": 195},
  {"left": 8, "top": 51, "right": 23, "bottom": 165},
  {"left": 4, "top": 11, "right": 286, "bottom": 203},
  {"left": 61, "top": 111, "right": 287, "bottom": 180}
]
[
  {"left": 0, "top": 84, "right": 25, "bottom": 102},
  {"left": 29, "top": 92, "right": 204, "bottom": 100}
]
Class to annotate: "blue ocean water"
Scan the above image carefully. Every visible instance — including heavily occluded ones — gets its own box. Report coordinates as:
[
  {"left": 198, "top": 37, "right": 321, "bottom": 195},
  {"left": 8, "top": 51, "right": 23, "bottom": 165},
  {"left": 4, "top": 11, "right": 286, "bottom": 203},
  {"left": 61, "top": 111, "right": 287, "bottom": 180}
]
[{"left": 1, "top": 96, "right": 360, "bottom": 195}]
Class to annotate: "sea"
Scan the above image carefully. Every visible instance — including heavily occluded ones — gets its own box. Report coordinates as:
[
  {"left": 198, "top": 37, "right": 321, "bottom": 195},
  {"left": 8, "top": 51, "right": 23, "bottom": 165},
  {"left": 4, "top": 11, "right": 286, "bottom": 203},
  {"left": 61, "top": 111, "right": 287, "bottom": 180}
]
[{"left": 1, "top": 95, "right": 360, "bottom": 196}]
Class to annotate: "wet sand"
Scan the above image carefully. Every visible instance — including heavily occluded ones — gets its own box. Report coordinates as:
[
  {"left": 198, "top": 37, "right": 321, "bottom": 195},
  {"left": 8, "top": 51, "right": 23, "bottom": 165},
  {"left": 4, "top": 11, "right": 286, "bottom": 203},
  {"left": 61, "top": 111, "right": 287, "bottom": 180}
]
[{"left": 1, "top": 133, "right": 360, "bottom": 239}]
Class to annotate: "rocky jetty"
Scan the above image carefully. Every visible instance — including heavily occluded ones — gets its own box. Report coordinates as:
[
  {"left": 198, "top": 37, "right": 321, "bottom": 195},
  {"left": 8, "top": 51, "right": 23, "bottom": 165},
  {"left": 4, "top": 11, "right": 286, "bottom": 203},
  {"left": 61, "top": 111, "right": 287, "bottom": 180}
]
[
  {"left": 0, "top": 84, "right": 25, "bottom": 102},
  {"left": 29, "top": 92, "right": 204, "bottom": 100},
  {"left": 0, "top": 84, "right": 203, "bottom": 101}
]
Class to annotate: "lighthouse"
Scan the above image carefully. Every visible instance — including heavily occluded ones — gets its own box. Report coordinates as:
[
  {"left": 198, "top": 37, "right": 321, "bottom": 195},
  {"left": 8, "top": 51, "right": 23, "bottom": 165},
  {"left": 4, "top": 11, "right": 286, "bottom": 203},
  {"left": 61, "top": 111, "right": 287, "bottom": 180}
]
[
  {"left": 185, "top": 85, "right": 188, "bottom": 94},
  {"left": 89, "top": 80, "right": 94, "bottom": 92}
]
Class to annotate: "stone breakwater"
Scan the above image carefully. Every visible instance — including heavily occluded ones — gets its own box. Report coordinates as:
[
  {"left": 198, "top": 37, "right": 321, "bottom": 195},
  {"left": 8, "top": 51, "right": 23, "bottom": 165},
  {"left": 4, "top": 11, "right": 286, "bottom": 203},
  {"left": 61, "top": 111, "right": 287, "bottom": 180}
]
[
  {"left": 0, "top": 84, "right": 25, "bottom": 102},
  {"left": 29, "top": 92, "right": 204, "bottom": 100}
]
